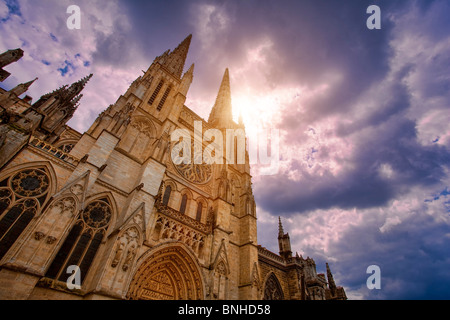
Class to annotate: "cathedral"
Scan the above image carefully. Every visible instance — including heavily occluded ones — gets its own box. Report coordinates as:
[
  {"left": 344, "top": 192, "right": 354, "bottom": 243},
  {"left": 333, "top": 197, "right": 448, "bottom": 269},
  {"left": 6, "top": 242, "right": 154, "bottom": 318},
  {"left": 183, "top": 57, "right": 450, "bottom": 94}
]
[{"left": 0, "top": 35, "right": 346, "bottom": 300}]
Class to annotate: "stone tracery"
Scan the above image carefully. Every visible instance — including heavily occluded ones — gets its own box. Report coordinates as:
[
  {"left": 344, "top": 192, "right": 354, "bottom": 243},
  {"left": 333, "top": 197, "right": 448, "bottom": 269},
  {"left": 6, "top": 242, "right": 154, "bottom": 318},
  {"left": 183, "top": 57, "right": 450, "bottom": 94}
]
[
  {"left": 127, "top": 245, "right": 204, "bottom": 300},
  {"left": 0, "top": 167, "right": 51, "bottom": 259}
]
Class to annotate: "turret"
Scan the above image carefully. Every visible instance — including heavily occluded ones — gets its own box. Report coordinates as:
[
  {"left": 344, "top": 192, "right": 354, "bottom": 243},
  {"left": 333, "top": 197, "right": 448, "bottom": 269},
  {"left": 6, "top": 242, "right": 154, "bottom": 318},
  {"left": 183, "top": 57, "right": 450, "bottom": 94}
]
[{"left": 278, "top": 217, "right": 292, "bottom": 260}]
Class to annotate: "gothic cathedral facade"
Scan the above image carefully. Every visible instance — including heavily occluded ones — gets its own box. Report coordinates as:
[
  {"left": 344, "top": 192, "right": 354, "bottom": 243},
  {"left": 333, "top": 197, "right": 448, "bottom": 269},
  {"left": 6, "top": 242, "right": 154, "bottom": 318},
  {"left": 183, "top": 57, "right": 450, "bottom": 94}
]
[{"left": 0, "top": 36, "right": 346, "bottom": 300}]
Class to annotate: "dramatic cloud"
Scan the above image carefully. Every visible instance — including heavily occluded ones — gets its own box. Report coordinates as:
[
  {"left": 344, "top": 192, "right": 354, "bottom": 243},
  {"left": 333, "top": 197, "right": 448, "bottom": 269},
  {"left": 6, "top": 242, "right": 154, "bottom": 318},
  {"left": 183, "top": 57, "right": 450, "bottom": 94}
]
[{"left": 1, "top": 0, "right": 449, "bottom": 299}]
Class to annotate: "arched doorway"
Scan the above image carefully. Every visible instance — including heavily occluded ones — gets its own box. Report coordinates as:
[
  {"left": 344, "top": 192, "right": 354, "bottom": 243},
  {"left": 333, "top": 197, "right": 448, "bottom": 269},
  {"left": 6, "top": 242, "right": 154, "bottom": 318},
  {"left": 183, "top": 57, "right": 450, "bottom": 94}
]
[{"left": 127, "top": 243, "right": 204, "bottom": 300}]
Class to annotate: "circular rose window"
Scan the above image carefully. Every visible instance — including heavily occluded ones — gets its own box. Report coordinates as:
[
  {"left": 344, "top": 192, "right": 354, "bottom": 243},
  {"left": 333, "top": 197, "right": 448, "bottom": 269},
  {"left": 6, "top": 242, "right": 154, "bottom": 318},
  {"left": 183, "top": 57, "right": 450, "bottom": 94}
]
[{"left": 171, "top": 140, "right": 212, "bottom": 185}]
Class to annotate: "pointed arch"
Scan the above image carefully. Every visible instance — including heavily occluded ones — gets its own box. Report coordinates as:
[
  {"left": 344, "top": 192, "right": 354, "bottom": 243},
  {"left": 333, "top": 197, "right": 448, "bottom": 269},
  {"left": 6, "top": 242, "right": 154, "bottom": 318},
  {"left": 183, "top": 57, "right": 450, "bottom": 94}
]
[
  {"left": 162, "top": 185, "right": 172, "bottom": 206},
  {"left": 85, "top": 191, "right": 118, "bottom": 233},
  {"left": 217, "top": 181, "right": 225, "bottom": 199},
  {"left": 127, "top": 241, "right": 204, "bottom": 300},
  {"left": 110, "top": 225, "right": 141, "bottom": 272},
  {"left": 195, "top": 196, "right": 207, "bottom": 222},
  {"left": 0, "top": 161, "right": 56, "bottom": 260},
  {"left": 116, "top": 202, "right": 146, "bottom": 241},
  {"left": 54, "top": 139, "right": 78, "bottom": 154},
  {"left": 0, "top": 161, "right": 58, "bottom": 198},
  {"left": 211, "top": 240, "right": 230, "bottom": 273},
  {"left": 52, "top": 170, "right": 90, "bottom": 209},
  {"left": 251, "top": 262, "right": 262, "bottom": 291},
  {"left": 262, "top": 272, "right": 284, "bottom": 300},
  {"left": 180, "top": 194, "right": 188, "bottom": 214},
  {"left": 210, "top": 240, "right": 230, "bottom": 300},
  {"left": 45, "top": 192, "right": 116, "bottom": 286},
  {"left": 162, "top": 180, "right": 176, "bottom": 207},
  {"left": 179, "top": 188, "right": 193, "bottom": 215}
]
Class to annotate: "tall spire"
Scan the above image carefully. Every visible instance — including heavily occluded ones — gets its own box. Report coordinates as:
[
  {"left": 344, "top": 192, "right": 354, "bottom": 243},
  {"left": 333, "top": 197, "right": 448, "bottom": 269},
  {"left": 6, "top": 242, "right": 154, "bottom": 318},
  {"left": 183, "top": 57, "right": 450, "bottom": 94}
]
[
  {"left": 33, "top": 74, "right": 92, "bottom": 112},
  {"left": 208, "top": 68, "right": 233, "bottom": 128},
  {"left": 179, "top": 63, "right": 195, "bottom": 96},
  {"left": 10, "top": 77, "right": 38, "bottom": 97},
  {"left": 64, "top": 73, "right": 93, "bottom": 101},
  {"left": 278, "top": 217, "right": 284, "bottom": 238},
  {"left": 326, "top": 263, "right": 337, "bottom": 295},
  {"left": 162, "top": 34, "right": 192, "bottom": 79}
]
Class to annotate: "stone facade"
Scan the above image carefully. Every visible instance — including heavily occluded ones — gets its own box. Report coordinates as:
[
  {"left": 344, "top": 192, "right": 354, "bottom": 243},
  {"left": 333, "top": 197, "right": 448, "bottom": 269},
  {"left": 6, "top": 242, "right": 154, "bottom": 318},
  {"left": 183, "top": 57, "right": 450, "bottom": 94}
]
[{"left": 0, "top": 35, "right": 346, "bottom": 300}]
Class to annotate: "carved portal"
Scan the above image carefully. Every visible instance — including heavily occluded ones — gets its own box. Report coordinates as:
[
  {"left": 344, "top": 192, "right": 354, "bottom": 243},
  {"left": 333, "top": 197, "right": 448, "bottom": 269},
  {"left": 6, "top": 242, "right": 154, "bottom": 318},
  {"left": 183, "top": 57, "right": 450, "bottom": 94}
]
[{"left": 127, "top": 245, "right": 203, "bottom": 300}]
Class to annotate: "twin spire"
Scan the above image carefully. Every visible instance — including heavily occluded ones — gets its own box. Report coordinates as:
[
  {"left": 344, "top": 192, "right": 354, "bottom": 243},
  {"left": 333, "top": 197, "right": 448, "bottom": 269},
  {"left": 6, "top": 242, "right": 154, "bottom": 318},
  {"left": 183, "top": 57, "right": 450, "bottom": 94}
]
[
  {"left": 157, "top": 34, "right": 237, "bottom": 129},
  {"left": 208, "top": 68, "right": 234, "bottom": 128}
]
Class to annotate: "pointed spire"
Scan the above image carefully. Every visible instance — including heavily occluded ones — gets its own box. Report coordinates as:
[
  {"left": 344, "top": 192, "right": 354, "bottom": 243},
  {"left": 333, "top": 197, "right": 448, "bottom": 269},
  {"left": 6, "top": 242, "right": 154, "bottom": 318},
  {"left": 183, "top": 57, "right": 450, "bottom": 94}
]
[
  {"left": 71, "top": 94, "right": 83, "bottom": 107},
  {"left": 11, "top": 77, "right": 38, "bottom": 97},
  {"left": 278, "top": 216, "right": 284, "bottom": 238},
  {"left": 326, "top": 263, "right": 337, "bottom": 295},
  {"left": 179, "top": 63, "right": 195, "bottom": 96},
  {"left": 162, "top": 34, "right": 192, "bottom": 79},
  {"left": 208, "top": 68, "right": 233, "bottom": 128},
  {"left": 34, "top": 73, "right": 92, "bottom": 106},
  {"left": 63, "top": 73, "right": 93, "bottom": 101},
  {"left": 184, "top": 63, "right": 195, "bottom": 76}
]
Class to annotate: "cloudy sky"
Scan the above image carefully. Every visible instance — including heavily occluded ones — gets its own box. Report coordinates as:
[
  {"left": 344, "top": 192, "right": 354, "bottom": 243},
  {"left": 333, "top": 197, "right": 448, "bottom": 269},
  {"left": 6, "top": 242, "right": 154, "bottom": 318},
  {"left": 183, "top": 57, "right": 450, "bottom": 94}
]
[{"left": 1, "top": 0, "right": 450, "bottom": 300}]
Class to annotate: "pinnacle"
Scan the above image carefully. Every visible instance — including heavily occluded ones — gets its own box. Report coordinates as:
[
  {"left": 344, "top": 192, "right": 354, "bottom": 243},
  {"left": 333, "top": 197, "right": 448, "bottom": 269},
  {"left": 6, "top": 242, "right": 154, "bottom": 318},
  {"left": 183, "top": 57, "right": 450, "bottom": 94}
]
[
  {"left": 79, "top": 73, "right": 93, "bottom": 85},
  {"left": 183, "top": 63, "right": 195, "bottom": 78}
]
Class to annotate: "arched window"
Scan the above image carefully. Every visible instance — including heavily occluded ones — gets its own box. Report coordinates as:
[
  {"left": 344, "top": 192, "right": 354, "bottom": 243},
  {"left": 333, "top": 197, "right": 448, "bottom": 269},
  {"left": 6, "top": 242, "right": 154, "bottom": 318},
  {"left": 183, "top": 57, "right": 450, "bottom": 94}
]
[
  {"left": 263, "top": 273, "right": 284, "bottom": 300},
  {"left": 162, "top": 186, "right": 171, "bottom": 206},
  {"left": 45, "top": 197, "right": 112, "bottom": 285},
  {"left": 180, "top": 194, "right": 187, "bottom": 214},
  {"left": 0, "top": 168, "right": 51, "bottom": 259},
  {"left": 196, "top": 202, "right": 203, "bottom": 222}
]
